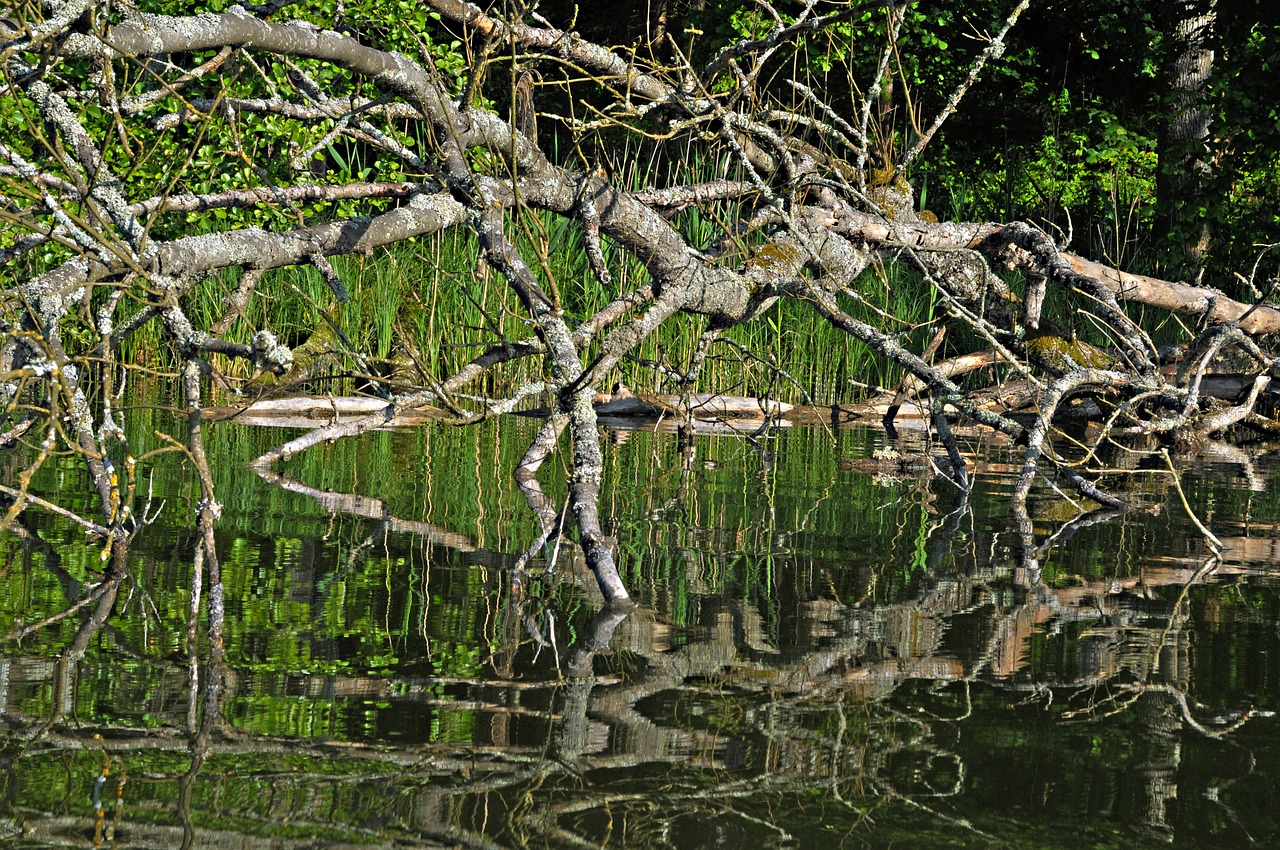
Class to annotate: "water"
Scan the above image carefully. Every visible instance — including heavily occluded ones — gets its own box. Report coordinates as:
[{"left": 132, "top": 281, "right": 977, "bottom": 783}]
[{"left": 2, "top": 413, "right": 1279, "bottom": 848}]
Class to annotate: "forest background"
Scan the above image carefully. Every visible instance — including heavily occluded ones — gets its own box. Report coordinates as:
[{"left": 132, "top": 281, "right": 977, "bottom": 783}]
[{"left": 555, "top": 0, "right": 1279, "bottom": 286}]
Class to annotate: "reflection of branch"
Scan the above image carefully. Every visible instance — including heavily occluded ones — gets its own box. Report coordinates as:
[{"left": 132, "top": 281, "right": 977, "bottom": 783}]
[
  {"left": 254, "top": 467, "right": 480, "bottom": 553},
  {"left": 1173, "top": 691, "right": 1264, "bottom": 739},
  {"left": 564, "top": 607, "right": 630, "bottom": 679},
  {"left": 180, "top": 535, "right": 233, "bottom": 843},
  {"left": 1171, "top": 700, "right": 1260, "bottom": 842},
  {"left": 17, "top": 579, "right": 121, "bottom": 742},
  {"left": 4, "top": 579, "right": 116, "bottom": 641},
  {"left": 0, "top": 479, "right": 109, "bottom": 537},
  {"left": 1035, "top": 506, "right": 1130, "bottom": 557},
  {"left": 1162, "top": 449, "right": 1226, "bottom": 552},
  {"left": 23, "top": 813, "right": 509, "bottom": 850},
  {"left": 513, "top": 473, "right": 569, "bottom": 573},
  {"left": 6, "top": 548, "right": 1254, "bottom": 846}
]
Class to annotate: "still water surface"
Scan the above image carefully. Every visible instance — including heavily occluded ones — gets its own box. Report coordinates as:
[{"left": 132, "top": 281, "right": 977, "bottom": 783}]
[{"left": 2, "top": 412, "right": 1279, "bottom": 848}]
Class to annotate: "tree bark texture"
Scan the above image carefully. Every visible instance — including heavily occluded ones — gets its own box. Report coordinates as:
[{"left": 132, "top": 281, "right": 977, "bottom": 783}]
[{"left": 1157, "top": 0, "right": 1218, "bottom": 280}]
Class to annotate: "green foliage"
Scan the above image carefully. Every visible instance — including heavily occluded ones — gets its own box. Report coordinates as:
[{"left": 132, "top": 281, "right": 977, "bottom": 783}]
[
  {"left": 0, "top": 0, "right": 470, "bottom": 266},
  {"left": 1196, "top": 13, "right": 1280, "bottom": 281},
  {"left": 685, "top": 0, "right": 1275, "bottom": 284}
]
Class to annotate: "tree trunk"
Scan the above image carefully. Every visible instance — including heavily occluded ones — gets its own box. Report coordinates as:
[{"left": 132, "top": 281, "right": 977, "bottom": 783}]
[{"left": 1156, "top": 0, "right": 1217, "bottom": 283}]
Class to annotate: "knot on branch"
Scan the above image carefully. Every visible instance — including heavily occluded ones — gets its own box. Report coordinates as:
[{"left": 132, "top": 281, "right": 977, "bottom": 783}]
[
  {"left": 675, "top": 266, "right": 753, "bottom": 325},
  {"left": 994, "top": 240, "right": 1039, "bottom": 274}
]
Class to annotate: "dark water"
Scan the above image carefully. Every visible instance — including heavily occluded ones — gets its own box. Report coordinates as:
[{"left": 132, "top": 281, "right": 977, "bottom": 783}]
[{"left": 2, "top": 411, "right": 1280, "bottom": 848}]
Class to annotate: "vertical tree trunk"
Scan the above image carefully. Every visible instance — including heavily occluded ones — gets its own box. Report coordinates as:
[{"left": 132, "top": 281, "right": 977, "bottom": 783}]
[{"left": 1156, "top": 0, "right": 1217, "bottom": 283}]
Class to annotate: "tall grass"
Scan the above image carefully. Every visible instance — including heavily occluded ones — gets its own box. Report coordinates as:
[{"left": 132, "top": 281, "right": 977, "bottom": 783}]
[{"left": 117, "top": 135, "right": 955, "bottom": 406}]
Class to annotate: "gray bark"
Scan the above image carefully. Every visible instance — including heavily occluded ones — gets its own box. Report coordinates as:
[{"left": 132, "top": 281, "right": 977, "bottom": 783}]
[
  {"left": 1157, "top": 0, "right": 1218, "bottom": 280},
  {"left": 3, "top": 0, "right": 1271, "bottom": 608}
]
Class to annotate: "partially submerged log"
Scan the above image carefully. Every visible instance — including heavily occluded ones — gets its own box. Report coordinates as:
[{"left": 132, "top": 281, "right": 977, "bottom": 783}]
[
  {"left": 203, "top": 395, "right": 447, "bottom": 428},
  {"left": 592, "top": 388, "right": 794, "bottom": 420},
  {"left": 205, "top": 370, "right": 1280, "bottom": 438},
  {"left": 205, "top": 391, "right": 793, "bottom": 431}
]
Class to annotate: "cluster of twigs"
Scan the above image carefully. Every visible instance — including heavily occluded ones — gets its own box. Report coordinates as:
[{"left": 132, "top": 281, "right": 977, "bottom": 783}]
[{"left": 1, "top": 0, "right": 1277, "bottom": 614}]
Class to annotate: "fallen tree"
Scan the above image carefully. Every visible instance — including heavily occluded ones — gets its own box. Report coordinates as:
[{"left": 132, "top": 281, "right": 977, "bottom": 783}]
[{"left": 1, "top": 0, "right": 1276, "bottom": 608}]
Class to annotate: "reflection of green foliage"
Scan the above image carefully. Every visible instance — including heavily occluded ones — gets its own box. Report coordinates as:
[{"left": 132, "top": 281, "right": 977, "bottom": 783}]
[
  {"left": 8, "top": 409, "right": 1280, "bottom": 732},
  {"left": 6, "top": 411, "right": 1280, "bottom": 844}
]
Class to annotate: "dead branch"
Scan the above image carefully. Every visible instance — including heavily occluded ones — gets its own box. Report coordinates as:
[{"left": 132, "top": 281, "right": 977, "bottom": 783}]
[{"left": 4, "top": 0, "right": 1274, "bottom": 613}]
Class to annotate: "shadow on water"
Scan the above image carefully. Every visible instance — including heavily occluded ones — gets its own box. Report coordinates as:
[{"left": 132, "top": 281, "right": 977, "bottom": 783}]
[{"left": 2, "top": 414, "right": 1280, "bottom": 848}]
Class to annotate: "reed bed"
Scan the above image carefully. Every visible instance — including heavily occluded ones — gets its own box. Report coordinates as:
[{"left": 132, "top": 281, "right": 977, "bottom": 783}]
[{"left": 120, "top": 138, "right": 952, "bottom": 406}]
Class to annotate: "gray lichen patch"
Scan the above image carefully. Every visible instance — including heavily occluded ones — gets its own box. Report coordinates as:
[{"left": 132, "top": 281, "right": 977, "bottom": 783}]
[{"left": 251, "top": 330, "right": 294, "bottom": 374}]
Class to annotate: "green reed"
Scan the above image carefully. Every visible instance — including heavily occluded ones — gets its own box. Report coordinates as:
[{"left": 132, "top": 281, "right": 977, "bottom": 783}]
[{"left": 115, "top": 133, "right": 953, "bottom": 405}]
